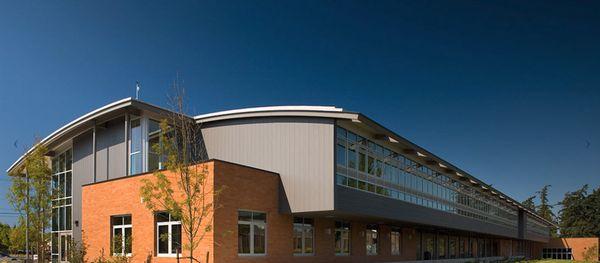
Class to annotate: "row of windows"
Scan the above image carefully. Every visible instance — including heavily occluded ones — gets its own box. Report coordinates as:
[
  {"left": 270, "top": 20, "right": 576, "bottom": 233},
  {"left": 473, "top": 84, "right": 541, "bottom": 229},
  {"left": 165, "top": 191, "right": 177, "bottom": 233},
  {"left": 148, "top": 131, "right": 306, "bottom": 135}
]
[
  {"left": 542, "top": 248, "right": 572, "bottom": 260},
  {"left": 417, "top": 233, "right": 502, "bottom": 260},
  {"left": 335, "top": 126, "right": 518, "bottom": 228},
  {"left": 108, "top": 212, "right": 181, "bottom": 257}
]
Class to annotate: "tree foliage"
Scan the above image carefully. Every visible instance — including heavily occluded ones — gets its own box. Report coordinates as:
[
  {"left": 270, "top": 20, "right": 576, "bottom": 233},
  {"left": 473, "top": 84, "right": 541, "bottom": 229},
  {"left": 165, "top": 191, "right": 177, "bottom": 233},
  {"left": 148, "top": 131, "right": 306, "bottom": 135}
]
[
  {"left": 0, "top": 223, "right": 10, "bottom": 253},
  {"left": 522, "top": 195, "right": 536, "bottom": 211},
  {"left": 7, "top": 143, "right": 53, "bottom": 261},
  {"left": 536, "top": 185, "right": 558, "bottom": 237},
  {"left": 559, "top": 184, "right": 600, "bottom": 237},
  {"left": 140, "top": 87, "right": 221, "bottom": 263}
]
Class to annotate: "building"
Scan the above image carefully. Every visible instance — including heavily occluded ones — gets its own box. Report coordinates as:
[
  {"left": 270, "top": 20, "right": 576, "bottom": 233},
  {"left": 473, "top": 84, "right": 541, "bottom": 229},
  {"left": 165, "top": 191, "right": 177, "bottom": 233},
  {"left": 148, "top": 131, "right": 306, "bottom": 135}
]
[{"left": 8, "top": 98, "right": 559, "bottom": 262}]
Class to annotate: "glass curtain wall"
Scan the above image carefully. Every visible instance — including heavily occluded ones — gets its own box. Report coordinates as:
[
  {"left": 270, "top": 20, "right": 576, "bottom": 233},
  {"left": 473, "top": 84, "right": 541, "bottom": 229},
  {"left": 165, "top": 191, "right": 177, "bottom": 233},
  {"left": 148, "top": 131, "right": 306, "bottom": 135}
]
[{"left": 335, "top": 126, "right": 518, "bottom": 230}]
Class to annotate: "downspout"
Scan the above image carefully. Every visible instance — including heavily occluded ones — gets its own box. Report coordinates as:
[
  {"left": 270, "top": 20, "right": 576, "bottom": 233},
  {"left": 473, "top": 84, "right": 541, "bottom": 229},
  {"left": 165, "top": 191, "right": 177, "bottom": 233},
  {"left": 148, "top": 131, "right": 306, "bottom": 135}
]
[{"left": 92, "top": 120, "right": 97, "bottom": 183}]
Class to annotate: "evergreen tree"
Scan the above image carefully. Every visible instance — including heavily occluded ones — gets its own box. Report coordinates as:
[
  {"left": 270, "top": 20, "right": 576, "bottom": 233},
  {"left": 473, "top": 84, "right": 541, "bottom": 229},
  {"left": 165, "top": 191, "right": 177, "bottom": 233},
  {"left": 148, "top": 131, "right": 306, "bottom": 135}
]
[
  {"left": 522, "top": 195, "right": 536, "bottom": 211},
  {"left": 558, "top": 185, "right": 589, "bottom": 237},
  {"left": 585, "top": 186, "right": 600, "bottom": 237},
  {"left": 537, "top": 185, "right": 558, "bottom": 237}
]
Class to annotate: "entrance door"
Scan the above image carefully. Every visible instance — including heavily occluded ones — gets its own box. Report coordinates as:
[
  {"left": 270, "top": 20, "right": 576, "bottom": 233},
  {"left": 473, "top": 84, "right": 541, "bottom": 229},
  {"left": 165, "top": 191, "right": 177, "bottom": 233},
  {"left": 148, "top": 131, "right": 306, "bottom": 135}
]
[{"left": 52, "top": 233, "right": 71, "bottom": 262}]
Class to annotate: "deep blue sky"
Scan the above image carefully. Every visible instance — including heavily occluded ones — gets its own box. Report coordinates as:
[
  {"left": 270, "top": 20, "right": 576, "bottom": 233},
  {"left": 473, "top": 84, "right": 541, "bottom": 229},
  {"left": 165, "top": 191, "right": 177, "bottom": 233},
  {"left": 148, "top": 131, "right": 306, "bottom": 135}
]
[{"left": 1, "top": 1, "right": 599, "bottom": 225}]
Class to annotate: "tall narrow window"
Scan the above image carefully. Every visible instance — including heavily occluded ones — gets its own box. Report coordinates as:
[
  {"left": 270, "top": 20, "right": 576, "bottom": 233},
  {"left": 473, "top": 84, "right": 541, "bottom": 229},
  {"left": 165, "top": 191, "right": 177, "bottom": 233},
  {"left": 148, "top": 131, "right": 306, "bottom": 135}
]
[
  {"left": 112, "top": 215, "right": 132, "bottom": 256},
  {"left": 148, "top": 119, "right": 162, "bottom": 171},
  {"left": 238, "top": 211, "right": 267, "bottom": 255},
  {"left": 129, "top": 118, "right": 143, "bottom": 175},
  {"left": 391, "top": 229, "right": 401, "bottom": 256},
  {"left": 347, "top": 147, "right": 357, "bottom": 169},
  {"left": 51, "top": 149, "right": 73, "bottom": 261},
  {"left": 334, "top": 221, "right": 350, "bottom": 255},
  {"left": 438, "top": 234, "right": 447, "bottom": 259},
  {"left": 336, "top": 143, "right": 346, "bottom": 166},
  {"left": 156, "top": 212, "right": 181, "bottom": 257},
  {"left": 293, "top": 217, "right": 314, "bottom": 255},
  {"left": 366, "top": 225, "right": 378, "bottom": 255}
]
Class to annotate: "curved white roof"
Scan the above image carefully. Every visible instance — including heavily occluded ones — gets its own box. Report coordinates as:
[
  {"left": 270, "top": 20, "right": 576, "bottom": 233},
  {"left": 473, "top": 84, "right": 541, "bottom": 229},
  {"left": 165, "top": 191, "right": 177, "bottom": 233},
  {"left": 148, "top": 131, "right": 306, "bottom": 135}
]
[{"left": 194, "top": 105, "right": 358, "bottom": 123}]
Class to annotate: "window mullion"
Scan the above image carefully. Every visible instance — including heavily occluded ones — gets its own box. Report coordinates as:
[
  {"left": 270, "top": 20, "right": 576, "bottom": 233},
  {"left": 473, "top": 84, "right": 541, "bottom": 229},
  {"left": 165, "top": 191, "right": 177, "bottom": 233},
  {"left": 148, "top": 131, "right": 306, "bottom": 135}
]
[
  {"left": 250, "top": 221, "right": 254, "bottom": 254},
  {"left": 168, "top": 223, "right": 172, "bottom": 255}
]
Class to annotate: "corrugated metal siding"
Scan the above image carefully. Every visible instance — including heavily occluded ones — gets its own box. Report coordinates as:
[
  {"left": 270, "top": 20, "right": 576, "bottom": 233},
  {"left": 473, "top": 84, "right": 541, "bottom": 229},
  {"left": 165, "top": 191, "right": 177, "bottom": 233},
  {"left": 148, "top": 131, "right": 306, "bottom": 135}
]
[{"left": 201, "top": 117, "right": 335, "bottom": 213}]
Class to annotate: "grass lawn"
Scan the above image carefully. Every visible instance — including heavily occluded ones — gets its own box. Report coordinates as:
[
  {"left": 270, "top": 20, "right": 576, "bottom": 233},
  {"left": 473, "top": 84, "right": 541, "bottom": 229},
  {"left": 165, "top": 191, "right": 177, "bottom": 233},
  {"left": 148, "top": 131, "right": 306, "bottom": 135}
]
[{"left": 525, "top": 260, "right": 597, "bottom": 263}]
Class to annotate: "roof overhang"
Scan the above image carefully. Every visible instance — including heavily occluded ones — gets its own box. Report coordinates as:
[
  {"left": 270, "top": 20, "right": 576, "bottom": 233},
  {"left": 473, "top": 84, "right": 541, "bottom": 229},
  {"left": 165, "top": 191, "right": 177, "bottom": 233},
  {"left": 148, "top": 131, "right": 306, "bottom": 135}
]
[{"left": 6, "top": 98, "right": 179, "bottom": 174}]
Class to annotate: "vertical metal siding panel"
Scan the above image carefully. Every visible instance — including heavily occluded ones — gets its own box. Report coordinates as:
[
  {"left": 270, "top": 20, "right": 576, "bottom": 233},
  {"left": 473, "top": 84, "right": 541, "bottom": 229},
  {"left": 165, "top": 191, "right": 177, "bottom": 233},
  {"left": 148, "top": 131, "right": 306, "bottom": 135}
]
[
  {"left": 201, "top": 117, "right": 335, "bottom": 212},
  {"left": 107, "top": 120, "right": 126, "bottom": 180},
  {"left": 72, "top": 131, "right": 95, "bottom": 243}
]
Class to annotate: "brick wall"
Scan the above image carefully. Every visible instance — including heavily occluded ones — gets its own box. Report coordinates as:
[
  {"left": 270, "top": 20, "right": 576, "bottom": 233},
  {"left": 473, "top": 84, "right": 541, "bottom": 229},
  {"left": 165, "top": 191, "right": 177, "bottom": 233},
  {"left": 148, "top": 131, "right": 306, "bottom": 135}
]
[{"left": 544, "top": 237, "right": 600, "bottom": 261}]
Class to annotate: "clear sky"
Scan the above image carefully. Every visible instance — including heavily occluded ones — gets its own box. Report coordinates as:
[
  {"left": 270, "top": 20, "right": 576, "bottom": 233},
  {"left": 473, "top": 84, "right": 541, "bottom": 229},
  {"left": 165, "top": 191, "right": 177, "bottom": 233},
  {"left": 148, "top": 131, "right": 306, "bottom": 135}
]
[{"left": 0, "top": 1, "right": 599, "bottom": 225}]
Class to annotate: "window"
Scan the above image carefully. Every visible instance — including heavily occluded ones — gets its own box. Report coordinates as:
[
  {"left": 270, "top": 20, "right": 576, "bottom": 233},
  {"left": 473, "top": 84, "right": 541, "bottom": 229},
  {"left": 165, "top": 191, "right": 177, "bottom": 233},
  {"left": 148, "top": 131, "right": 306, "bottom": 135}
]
[
  {"left": 129, "top": 118, "right": 143, "bottom": 174},
  {"left": 51, "top": 149, "right": 73, "bottom": 261},
  {"left": 542, "top": 248, "right": 572, "bottom": 260},
  {"left": 293, "top": 217, "right": 313, "bottom": 255},
  {"left": 334, "top": 126, "right": 520, "bottom": 230},
  {"left": 156, "top": 212, "right": 181, "bottom": 257},
  {"left": 130, "top": 117, "right": 168, "bottom": 175},
  {"left": 112, "top": 215, "right": 132, "bottom": 256},
  {"left": 238, "top": 211, "right": 266, "bottom": 255},
  {"left": 366, "top": 225, "right": 378, "bottom": 255},
  {"left": 391, "top": 230, "right": 401, "bottom": 256},
  {"left": 336, "top": 144, "right": 346, "bottom": 166},
  {"left": 334, "top": 221, "right": 350, "bottom": 255},
  {"left": 437, "top": 234, "right": 446, "bottom": 259}
]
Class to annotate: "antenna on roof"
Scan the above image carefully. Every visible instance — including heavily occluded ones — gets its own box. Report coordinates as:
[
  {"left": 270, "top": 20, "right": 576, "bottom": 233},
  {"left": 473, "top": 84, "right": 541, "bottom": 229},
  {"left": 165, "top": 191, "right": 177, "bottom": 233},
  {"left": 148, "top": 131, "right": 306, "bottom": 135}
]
[{"left": 135, "top": 81, "right": 141, "bottom": 100}]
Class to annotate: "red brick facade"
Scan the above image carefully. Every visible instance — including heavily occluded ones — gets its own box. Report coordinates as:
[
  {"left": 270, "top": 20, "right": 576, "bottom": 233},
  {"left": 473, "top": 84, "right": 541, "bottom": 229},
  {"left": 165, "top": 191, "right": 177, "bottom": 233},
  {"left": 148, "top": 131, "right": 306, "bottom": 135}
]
[{"left": 82, "top": 160, "right": 553, "bottom": 263}]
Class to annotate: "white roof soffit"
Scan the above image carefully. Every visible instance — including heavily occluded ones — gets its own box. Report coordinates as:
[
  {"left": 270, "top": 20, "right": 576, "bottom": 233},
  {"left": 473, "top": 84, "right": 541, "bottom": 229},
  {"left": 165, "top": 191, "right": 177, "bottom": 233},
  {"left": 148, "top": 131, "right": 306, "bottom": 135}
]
[{"left": 194, "top": 105, "right": 358, "bottom": 123}]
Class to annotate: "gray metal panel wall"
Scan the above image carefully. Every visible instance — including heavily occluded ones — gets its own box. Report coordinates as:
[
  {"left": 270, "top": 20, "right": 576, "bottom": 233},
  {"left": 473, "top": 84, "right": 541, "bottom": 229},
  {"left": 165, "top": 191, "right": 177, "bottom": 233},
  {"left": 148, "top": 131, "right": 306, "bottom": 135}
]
[
  {"left": 524, "top": 214, "right": 551, "bottom": 243},
  {"left": 72, "top": 131, "right": 94, "bottom": 243},
  {"left": 335, "top": 186, "right": 520, "bottom": 239},
  {"left": 95, "top": 117, "right": 126, "bottom": 181},
  {"left": 201, "top": 117, "right": 335, "bottom": 213},
  {"left": 71, "top": 116, "right": 127, "bottom": 243}
]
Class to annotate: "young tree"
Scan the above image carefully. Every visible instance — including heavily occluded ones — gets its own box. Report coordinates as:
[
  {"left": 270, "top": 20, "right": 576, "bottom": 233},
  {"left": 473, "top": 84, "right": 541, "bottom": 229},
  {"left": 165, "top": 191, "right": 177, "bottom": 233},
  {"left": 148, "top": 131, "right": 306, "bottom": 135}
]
[
  {"left": 8, "top": 222, "right": 26, "bottom": 254},
  {"left": 7, "top": 143, "right": 53, "bottom": 262},
  {"left": 0, "top": 222, "right": 10, "bottom": 253},
  {"left": 140, "top": 88, "right": 220, "bottom": 263},
  {"left": 537, "top": 185, "right": 558, "bottom": 237}
]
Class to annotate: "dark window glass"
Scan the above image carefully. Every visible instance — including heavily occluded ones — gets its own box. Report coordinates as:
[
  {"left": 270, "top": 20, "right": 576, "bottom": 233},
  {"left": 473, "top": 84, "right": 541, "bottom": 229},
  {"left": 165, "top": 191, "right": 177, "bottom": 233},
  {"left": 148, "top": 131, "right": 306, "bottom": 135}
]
[
  {"left": 158, "top": 225, "right": 169, "bottom": 254},
  {"left": 172, "top": 224, "right": 182, "bottom": 254},
  {"left": 238, "top": 224, "right": 250, "bottom": 254}
]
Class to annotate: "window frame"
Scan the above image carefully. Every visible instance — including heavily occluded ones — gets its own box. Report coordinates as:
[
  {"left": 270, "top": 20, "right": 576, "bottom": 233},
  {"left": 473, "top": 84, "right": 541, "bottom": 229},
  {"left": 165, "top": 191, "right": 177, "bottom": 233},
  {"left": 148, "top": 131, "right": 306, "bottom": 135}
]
[
  {"left": 366, "top": 225, "right": 378, "bottom": 256},
  {"left": 129, "top": 116, "right": 166, "bottom": 175},
  {"left": 237, "top": 210, "right": 267, "bottom": 256},
  {"left": 390, "top": 230, "right": 401, "bottom": 256},
  {"left": 155, "top": 212, "right": 182, "bottom": 257},
  {"left": 334, "top": 221, "right": 351, "bottom": 256},
  {"left": 292, "top": 217, "right": 314, "bottom": 256},
  {"left": 111, "top": 215, "right": 132, "bottom": 257}
]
